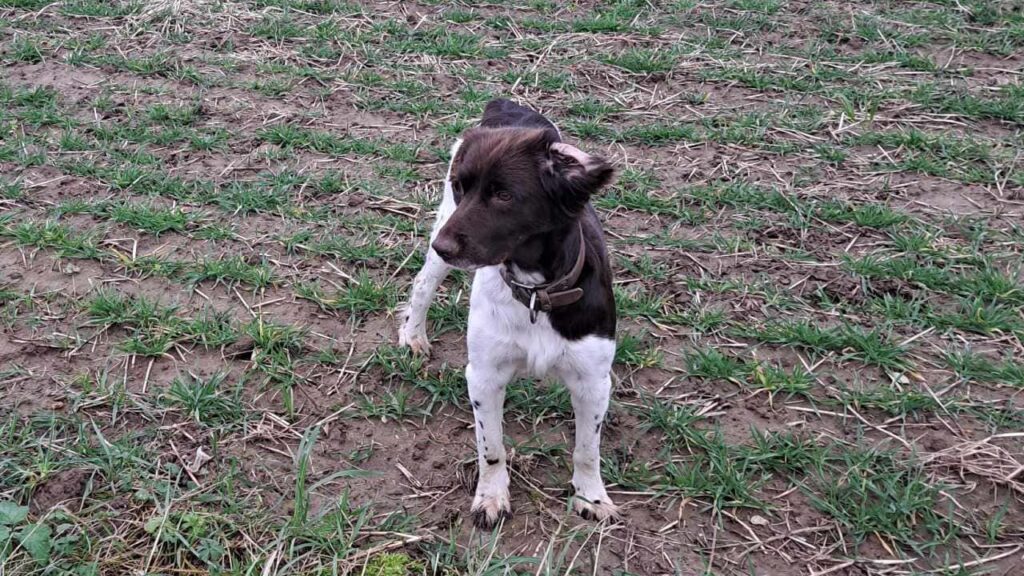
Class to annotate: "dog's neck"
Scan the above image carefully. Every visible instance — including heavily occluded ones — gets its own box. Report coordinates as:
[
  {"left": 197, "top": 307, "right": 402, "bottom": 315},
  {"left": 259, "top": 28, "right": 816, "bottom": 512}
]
[{"left": 503, "top": 221, "right": 584, "bottom": 287}]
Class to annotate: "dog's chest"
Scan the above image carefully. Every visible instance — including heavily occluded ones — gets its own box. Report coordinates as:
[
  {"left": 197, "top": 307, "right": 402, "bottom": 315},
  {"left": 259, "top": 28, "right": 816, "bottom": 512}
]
[{"left": 467, "top": 267, "right": 613, "bottom": 379}]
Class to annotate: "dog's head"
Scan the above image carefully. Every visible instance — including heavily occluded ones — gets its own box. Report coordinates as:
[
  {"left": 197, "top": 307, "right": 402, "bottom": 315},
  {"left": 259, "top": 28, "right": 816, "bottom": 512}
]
[{"left": 431, "top": 127, "right": 613, "bottom": 269}]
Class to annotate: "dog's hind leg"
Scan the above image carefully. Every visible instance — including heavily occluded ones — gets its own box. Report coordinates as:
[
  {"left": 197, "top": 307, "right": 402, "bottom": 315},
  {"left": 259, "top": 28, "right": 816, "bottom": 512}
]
[
  {"left": 398, "top": 141, "right": 460, "bottom": 355},
  {"left": 563, "top": 369, "right": 621, "bottom": 523},
  {"left": 466, "top": 360, "right": 515, "bottom": 529}
]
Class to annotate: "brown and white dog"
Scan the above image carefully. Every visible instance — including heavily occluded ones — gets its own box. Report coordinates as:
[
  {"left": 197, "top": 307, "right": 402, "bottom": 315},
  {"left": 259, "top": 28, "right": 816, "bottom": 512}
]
[{"left": 398, "top": 99, "right": 619, "bottom": 528}]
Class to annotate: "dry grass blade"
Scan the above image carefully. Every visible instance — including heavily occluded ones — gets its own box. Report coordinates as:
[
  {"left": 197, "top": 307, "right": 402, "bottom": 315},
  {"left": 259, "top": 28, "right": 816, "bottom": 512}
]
[{"left": 923, "top": 433, "right": 1024, "bottom": 494}]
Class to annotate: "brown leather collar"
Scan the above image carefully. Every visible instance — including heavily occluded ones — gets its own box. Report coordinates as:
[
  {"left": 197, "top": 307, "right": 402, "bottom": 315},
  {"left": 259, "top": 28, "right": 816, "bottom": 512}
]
[{"left": 500, "top": 223, "right": 586, "bottom": 323}]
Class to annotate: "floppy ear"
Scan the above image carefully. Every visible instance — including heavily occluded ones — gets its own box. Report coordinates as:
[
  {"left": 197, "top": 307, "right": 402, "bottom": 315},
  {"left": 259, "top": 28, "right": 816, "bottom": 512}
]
[{"left": 542, "top": 142, "right": 614, "bottom": 213}]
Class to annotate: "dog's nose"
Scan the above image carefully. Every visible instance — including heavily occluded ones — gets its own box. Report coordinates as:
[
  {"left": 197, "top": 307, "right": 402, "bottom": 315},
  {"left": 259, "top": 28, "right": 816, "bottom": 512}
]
[{"left": 431, "top": 234, "right": 460, "bottom": 262}]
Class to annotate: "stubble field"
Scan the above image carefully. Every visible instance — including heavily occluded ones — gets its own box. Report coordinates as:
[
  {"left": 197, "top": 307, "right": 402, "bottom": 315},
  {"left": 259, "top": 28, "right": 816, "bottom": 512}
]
[{"left": 1, "top": 1, "right": 1023, "bottom": 574}]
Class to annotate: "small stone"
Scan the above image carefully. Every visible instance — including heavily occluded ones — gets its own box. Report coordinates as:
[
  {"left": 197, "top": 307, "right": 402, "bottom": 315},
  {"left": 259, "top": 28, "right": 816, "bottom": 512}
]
[{"left": 750, "top": 515, "right": 769, "bottom": 526}]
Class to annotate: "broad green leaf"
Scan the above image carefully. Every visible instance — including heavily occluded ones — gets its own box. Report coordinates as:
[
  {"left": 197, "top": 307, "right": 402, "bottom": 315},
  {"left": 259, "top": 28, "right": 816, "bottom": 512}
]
[
  {"left": 15, "top": 522, "right": 51, "bottom": 565},
  {"left": 0, "top": 501, "right": 28, "bottom": 526},
  {"left": 143, "top": 517, "right": 162, "bottom": 534}
]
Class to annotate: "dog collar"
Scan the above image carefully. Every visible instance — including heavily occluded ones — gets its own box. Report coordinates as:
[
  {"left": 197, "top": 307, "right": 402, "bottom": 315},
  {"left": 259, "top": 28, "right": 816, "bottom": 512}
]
[{"left": 500, "top": 223, "right": 586, "bottom": 323}]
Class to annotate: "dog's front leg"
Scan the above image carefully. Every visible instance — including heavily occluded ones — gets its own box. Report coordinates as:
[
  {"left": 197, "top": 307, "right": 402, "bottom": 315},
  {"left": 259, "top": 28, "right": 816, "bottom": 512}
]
[
  {"left": 398, "top": 142, "right": 461, "bottom": 355},
  {"left": 466, "top": 360, "right": 515, "bottom": 529},
  {"left": 565, "top": 371, "right": 620, "bottom": 522},
  {"left": 398, "top": 247, "right": 451, "bottom": 355}
]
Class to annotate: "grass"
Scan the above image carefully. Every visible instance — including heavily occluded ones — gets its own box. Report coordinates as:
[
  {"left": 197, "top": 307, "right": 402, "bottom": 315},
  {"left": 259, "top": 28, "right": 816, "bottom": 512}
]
[
  {"left": 363, "top": 345, "right": 464, "bottom": 412},
  {"left": 735, "top": 320, "right": 908, "bottom": 370},
  {"left": 615, "top": 332, "right": 663, "bottom": 368},
  {"left": 184, "top": 256, "right": 275, "bottom": 289},
  {"left": 294, "top": 272, "right": 399, "bottom": 317},
  {"left": 946, "top": 351, "right": 1024, "bottom": 388},
  {"left": 86, "top": 290, "right": 241, "bottom": 355},
  {"left": 600, "top": 48, "right": 676, "bottom": 74},
  {"left": 806, "top": 449, "right": 957, "bottom": 553},
  {"left": 257, "top": 124, "right": 419, "bottom": 161},
  {"left": 162, "top": 372, "right": 245, "bottom": 427},
  {"left": 0, "top": 0, "right": 1021, "bottom": 574},
  {"left": 4, "top": 219, "right": 103, "bottom": 259},
  {"left": 83, "top": 201, "right": 196, "bottom": 235},
  {"left": 846, "top": 253, "right": 1024, "bottom": 306}
]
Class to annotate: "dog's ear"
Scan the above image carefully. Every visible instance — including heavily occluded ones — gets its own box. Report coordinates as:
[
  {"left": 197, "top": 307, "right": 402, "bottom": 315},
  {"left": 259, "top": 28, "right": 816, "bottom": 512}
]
[{"left": 542, "top": 142, "right": 614, "bottom": 213}]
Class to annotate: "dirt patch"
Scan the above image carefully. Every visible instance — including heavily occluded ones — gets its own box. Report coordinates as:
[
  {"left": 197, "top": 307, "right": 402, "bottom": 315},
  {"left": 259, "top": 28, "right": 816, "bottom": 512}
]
[{"left": 30, "top": 468, "right": 91, "bottom": 514}]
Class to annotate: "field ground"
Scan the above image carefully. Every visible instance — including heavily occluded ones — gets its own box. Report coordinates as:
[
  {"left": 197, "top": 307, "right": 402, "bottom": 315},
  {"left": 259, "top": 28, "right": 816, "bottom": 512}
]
[{"left": 1, "top": 0, "right": 1023, "bottom": 574}]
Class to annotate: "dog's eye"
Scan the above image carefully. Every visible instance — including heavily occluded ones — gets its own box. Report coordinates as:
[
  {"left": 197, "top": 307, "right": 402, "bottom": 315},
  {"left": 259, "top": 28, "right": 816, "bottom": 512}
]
[{"left": 495, "top": 190, "right": 512, "bottom": 202}]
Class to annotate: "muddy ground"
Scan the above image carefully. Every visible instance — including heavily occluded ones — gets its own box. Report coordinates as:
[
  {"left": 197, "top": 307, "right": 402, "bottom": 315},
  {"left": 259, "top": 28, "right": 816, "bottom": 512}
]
[{"left": 1, "top": 1, "right": 1023, "bottom": 575}]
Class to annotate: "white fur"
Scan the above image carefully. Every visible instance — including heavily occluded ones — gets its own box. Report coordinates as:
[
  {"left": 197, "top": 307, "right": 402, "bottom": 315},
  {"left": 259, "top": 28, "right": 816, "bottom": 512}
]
[
  {"left": 399, "top": 137, "right": 619, "bottom": 524},
  {"left": 550, "top": 142, "right": 596, "bottom": 168},
  {"left": 467, "top": 268, "right": 618, "bottom": 522},
  {"left": 397, "top": 140, "right": 460, "bottom": 355}
]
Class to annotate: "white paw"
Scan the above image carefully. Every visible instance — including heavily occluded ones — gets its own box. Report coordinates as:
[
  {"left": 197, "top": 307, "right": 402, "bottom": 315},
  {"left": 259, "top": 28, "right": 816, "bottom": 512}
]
[
  {"left": 397, "top": 314, "right": 431, "bottom": 356},
  {"left": 571, "top": 493, "right": 621, "bottom": 523},
  {"left": 571, "top": 473, "right": 621, "bottom": 522},
  {"left": 470, "top": 490, "right": 512, "bottom": 530}
]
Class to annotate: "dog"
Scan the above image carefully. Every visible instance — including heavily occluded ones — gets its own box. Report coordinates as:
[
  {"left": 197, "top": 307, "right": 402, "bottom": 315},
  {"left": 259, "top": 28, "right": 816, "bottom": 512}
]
[{"left": 398, "top": 98, "right": 619, "bottom": 528}]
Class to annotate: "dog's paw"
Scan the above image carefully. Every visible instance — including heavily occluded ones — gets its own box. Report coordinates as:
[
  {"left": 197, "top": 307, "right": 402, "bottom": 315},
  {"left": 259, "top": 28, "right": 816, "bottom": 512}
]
[
  {"left": 572, "top": 495, "right": 621, "bottom": 523},
  {"left": 470, "top": 493, "right": 512, "bottom": 530},
  {"left": 397, "top": 317, "right": 431, "bottom": 356},
  {"left": 398, "top": 329, "right": 431, "bottom": 356}
]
